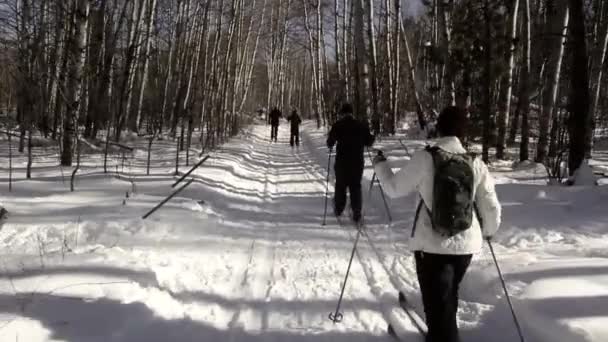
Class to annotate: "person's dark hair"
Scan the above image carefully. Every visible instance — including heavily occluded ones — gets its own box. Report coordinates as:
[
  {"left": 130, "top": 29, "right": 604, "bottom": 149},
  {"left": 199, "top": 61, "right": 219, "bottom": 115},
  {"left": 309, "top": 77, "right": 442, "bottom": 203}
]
[
  {"left": 436, "top": 106, "right": 468, "bottom": 139},
  {"left": 340, "top": 103, "right": 353, "bottom": 116}
]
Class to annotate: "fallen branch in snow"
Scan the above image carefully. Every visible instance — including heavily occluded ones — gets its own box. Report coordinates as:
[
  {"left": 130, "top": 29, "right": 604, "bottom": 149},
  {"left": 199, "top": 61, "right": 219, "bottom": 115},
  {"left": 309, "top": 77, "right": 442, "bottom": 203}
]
[
  {"left": 142, "top": 178, "right": 195, "bottom": 219},
  {"left": 172, "top": 155, "right": 210, "bottom": 188},
  {"left": 99, "top": 140, "right": 134, "bottom": 152}
]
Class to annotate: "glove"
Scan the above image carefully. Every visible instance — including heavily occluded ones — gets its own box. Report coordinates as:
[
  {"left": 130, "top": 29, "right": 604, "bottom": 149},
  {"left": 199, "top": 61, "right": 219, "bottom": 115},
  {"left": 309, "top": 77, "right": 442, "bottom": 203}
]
[{"left": 372, "top": 150, "right": 387, "bottom": 165}]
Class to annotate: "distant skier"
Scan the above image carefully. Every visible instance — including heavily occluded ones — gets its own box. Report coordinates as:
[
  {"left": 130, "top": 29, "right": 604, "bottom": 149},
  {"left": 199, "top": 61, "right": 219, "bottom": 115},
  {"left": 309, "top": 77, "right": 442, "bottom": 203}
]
[
  {"left": 287, "top": 109, "right": 302, "bottom": 147},
  {"left": 372, "top": 106, "right": 502, "bottom": 342},
  {"left": 269, "top": 107, "right": 282, "bottom": 142},
  {"left": 327, "top": 103, "right": 375, "bottom": 223}
]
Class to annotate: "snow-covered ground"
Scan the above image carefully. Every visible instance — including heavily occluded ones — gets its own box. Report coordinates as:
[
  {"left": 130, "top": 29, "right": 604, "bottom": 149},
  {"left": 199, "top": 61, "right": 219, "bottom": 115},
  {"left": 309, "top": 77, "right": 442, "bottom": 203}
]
[{"left": 0, "top": 122, "right": 607, "bottom": 342}]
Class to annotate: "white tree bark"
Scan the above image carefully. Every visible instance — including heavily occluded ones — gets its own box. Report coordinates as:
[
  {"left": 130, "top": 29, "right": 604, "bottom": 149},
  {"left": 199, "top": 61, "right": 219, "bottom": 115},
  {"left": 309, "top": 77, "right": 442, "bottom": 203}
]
[
  {"left": 496, "top": 0, "right": 520, "bottom": 159},
  {"left": 61, "top": 0, "right": 91, "bottom": 166},
  {"left": 135, "top": 0, "right": 158, "bottom": 132},
  {"left": 589, "top": 7, "right": 608, "bottom": 153},
  {"left": 366, "top": 0, "right": 380, "bottom": 132},
  {"left": 353, "top": 0, "right": 371, "bottom": 121},
  {"left": 536, "top": 2, "right": 569, "bottom": 163},
  {"left": 399, "top": 17, "right": 426, "bottom": 129}
]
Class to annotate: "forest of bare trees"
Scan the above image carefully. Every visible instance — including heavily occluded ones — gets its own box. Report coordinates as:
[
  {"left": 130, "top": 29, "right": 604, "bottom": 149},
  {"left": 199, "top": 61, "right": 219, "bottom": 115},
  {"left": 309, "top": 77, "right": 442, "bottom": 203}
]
[{"left": 0, "top": 0, "right": 606, "bottom": 179}]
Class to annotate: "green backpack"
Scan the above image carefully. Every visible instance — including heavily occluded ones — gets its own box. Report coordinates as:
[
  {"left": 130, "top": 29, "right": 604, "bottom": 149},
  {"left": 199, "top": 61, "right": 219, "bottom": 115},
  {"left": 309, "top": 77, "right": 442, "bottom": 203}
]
[{"left": 413, "top": 146, "right": 477, "bottom": 237}]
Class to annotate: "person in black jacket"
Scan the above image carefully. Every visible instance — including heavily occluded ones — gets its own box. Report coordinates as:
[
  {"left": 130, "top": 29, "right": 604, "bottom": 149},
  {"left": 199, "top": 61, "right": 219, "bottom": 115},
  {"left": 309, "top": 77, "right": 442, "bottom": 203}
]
[
  {"left": 327, "top": 103, "right": 375, "bottom": 223},
  {"left": 269, "top": 107, "right": 282, "bottom": 142},
  {"left": 287, "top": 110, "right": 302, "bottom": 147}
]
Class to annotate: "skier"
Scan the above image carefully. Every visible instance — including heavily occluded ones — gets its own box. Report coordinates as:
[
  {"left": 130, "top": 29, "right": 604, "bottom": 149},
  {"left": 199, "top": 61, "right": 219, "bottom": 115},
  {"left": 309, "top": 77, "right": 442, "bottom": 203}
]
[
  {"left": 287, "top": 109, "right": 302, "bottom": 147},
  {"left": 327, "top": 103, "right": 375, "bottom": 223},
  {"left": 269, "top": 107, "right": 282, "bottom": 142},
  {"left": 372, "top": 106, "right": 501, "bottom": 342}
]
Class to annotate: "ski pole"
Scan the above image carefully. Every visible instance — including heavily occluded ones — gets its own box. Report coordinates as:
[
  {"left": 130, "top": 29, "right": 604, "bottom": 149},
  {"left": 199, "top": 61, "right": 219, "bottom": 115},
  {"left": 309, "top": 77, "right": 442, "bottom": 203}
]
[
  {"left": 368, "top": 172, "right": 377, "bottom": 194},
  {"left": 487, "top": 239, "right": 526, "bottom": 342},
  {"left": 398, "top": 139, "right": 411, "bottom": 157},
  {"left": 322, "top": 149, "right": 332, "bottom": 226},
  {"left": 329, "top": 225, "right": 363, "bottom": 323},
  {"left": 366, "top": 148, "right": 392, "bottom": 223}
]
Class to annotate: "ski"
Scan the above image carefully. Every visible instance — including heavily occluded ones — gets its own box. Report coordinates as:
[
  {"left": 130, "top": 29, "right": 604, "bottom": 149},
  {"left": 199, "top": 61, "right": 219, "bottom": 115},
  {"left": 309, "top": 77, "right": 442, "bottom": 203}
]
[
  {"left": 386, "top": 314, "right": 425, "bottom": 342},
  {"left": 387, "top": 324, "right": 399, "bottom": 340},
  {"left": 384, "top": 291, "right": 428, "bottom": 341},
  {"left": 398, "top": 291, "right": 428, "bottom": 336},
  {"left": 335, "top": 214, "right": 364, "bottom": 230}
]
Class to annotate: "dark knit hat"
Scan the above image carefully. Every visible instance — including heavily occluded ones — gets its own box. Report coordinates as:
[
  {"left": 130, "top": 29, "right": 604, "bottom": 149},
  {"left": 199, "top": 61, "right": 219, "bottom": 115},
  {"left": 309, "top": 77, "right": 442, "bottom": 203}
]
[
  {"left": 339, "top": 103, "right": 353, "bottom": 116},
  {"left": 436, "top": 106, "right": 468, "bottom": 139}
]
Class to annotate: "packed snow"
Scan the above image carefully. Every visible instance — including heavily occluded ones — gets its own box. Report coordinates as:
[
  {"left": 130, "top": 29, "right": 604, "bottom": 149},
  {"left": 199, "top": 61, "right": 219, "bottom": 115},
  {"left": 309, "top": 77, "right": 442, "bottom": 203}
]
[{"left": 0, "top": 121, "right": 607, "bottom": 342}]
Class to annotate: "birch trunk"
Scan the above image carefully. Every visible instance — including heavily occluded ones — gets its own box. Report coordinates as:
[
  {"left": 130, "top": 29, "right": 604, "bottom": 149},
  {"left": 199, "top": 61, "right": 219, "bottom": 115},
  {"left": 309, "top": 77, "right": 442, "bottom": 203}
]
[
  {"left": 61, "top": 0, "right": 91, "bottom": 166},
  {"left": 391, "top": 0, "right": 401, "bottom": 134},
  {"left": 124, "top": 0, "right": 148, "bottom": 132},
  {"left": 588, "top": 5, "right": 608, "bottom": 155},
  {"left": 343, "top": 0, "right": 351, "bottom": 101},
  {"left": 114, "top": 0, "right": 146, "bottom": 141},
  {"left": 160, "top": 0, "right": 183, "bottom": 135},
  {"left": 482, "top": 0, "right": 492, "bottom": 162},
  {"left": 496, "top": 0, "right": 520, "bottom": 159},
  {"left": 353, "top": 0, "right": 371, "bottom": 121},
  {"left": 366, "top": 0, "right": 380, "bottom": 133},
  {"left": 567, "top": 0, "right": 592, "bottom": 174},
  {"left": 536, "top": 2, "right": 569, "bottom": 163},
  {"left": 238, "top": 0, "right": 268, "bottom": 113},
  {"left": 278, "top": 0, "right": 292, "bottom": 110},
  {"left": 399, "top": 17, "right": 426, "bottom": 130},
  {"left": 519, "top": 0, "right": 532, "bottom": 161},
  {"left": 135, "top": 0, "right": 159, "bottom": 132},
  {"left": 335, "top": 0, "right": 342, "bottom": 88},
  {"left": 303, "top": 3, "right": 321, "bottom": 126},
  {"left": 440, "top": 0, "right": 454, "bottom": 106},
  {"left": 316, "top": 0, "right": 325, "bottom": 125}
]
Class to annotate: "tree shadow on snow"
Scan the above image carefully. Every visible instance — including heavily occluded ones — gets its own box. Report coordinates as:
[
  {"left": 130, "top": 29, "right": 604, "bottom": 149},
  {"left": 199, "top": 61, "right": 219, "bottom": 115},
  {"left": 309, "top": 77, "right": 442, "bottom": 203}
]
[
  {"left": 0, "top": 265, "right": 159, "bottom": 289},
  {"left": 0, "top": 292, "right": 407, "bottom": 342}
]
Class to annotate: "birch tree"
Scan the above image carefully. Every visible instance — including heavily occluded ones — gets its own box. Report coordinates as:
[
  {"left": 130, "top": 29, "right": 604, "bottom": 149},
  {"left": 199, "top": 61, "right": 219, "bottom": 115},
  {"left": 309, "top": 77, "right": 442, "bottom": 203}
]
[
  {"left": 61, "top": 0, "right": 91, "bottom": 166},
  {"left": 536, "top": 1, "right": 569, "bottom": 164},
  {"left": 496, "top": 0, "right": 520, "bottom": 159},
  {"left": 567, "top": 0, "right": 592, "bottom": 174}
]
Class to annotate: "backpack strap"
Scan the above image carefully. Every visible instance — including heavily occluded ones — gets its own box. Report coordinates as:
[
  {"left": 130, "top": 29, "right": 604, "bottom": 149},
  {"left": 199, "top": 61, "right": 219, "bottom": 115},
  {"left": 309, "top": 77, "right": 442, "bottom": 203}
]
[
  {"left": 411, "top": 196, "right": 434, "bottom": 238},
  {"left": 411, "top": 200, "right": 423, "bottom": 238},
  {"left": 411, "top": 145, "right": 438, "bottom": 237},
  {"left": 425, "top": 145, "right": 439, "bottom": 155},
  {"left": 474, "top": 202, "right": 483, "bottom": 229}
]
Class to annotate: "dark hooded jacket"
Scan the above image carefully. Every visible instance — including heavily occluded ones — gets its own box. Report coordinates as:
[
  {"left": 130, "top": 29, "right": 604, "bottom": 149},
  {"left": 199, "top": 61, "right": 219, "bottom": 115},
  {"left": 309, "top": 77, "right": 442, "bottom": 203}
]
[{"left": 327, "top": 115, "right": 375, "bottom": 169}]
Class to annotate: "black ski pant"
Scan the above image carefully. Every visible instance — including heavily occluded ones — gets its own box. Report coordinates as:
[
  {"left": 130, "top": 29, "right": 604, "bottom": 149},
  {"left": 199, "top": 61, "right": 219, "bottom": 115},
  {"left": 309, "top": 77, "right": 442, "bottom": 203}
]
[
  {"left": 290, "top": 128, "right": 300, "bottom": 146},
  {"left": 333, "top": 163, "right": 363, "bottom": 218},
  {"left": 270, "top": 124, "right": 279, "bottom": 141},
  {"left": 415, "top": 251, "right": 472, "bottom": 342}
]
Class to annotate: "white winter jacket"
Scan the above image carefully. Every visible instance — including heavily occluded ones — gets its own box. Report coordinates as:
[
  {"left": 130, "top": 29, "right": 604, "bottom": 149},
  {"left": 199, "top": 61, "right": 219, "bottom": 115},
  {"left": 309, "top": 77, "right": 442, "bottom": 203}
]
[{"left": 374, "top": 137, "right": 501, "bottom": 255}]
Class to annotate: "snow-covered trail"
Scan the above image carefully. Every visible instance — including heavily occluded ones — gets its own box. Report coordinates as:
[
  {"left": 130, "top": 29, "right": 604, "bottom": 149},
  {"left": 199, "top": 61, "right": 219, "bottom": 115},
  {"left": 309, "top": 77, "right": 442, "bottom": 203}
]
[
  {"left": 0, "top": 124, "right": 412, "bottom": 341},
  {"left": 1, "top": 122, "right": 608, "bottom": 341}
]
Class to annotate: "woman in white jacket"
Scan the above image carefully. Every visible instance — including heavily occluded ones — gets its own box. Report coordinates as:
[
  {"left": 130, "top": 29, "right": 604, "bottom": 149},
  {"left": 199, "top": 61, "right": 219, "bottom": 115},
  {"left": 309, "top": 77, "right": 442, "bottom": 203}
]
[{"left": 373, "top": 106, "right": 501, "bottom": 342}]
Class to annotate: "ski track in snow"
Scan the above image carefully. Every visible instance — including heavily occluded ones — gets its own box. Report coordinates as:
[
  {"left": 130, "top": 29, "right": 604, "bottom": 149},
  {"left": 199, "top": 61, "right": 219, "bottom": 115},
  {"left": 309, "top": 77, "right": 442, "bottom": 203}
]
[{"left": 0, "top": 121, "right": 607, "bottom": 341}]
